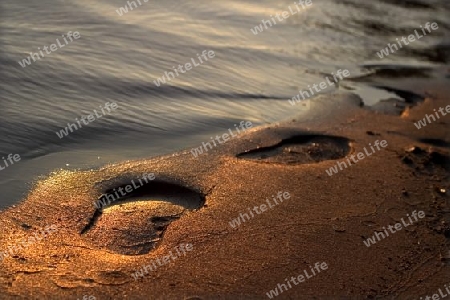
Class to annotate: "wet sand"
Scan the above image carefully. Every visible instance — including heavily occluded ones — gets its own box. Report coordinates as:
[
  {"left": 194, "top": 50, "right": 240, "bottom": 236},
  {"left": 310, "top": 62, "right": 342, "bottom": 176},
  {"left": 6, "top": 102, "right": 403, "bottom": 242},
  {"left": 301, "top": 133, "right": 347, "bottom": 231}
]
[{"left": 0, "top": 71, "right": 449, "bottom": 299}]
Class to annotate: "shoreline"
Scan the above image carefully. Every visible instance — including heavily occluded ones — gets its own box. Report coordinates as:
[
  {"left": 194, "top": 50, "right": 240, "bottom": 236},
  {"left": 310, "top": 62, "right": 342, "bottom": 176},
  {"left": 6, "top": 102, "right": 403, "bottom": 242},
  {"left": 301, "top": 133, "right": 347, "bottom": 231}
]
[{"left": 0, "top": 70, "right": 449, "bottom": 299}]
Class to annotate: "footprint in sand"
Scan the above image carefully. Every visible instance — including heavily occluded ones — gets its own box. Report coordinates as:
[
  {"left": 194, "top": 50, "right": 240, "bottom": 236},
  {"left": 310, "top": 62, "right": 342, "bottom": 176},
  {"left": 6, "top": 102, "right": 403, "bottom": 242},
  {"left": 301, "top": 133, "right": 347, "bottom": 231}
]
[
  {"left": 81, "top": 180, "right": 205, "bottom": 255},
  {"left": 236, "top": 134, "right": 351, "bottom": 165}
]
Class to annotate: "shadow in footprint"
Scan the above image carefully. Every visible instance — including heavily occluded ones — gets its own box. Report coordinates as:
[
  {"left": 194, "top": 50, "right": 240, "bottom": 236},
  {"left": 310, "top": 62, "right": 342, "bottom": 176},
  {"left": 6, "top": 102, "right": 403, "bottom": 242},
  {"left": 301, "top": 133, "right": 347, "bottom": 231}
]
[
  {"left": 237, "top": 134, "right": 351, "bottom": 165},
  {"left": 82, "top": 180, "right": 205, "bottom": 255},
  {"left": 418, "top": 138, "right": 450, "bottom": 148},
  {"left": 401, "top": 146, "right": 450, "bottom": 173}
]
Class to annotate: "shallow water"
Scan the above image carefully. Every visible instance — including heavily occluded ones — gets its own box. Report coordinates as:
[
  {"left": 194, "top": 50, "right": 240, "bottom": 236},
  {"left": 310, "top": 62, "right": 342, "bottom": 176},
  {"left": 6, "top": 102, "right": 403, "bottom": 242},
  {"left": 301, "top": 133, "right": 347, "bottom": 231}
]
[{"left": 0, "top": 0, "right": 449, "bottom": 208}]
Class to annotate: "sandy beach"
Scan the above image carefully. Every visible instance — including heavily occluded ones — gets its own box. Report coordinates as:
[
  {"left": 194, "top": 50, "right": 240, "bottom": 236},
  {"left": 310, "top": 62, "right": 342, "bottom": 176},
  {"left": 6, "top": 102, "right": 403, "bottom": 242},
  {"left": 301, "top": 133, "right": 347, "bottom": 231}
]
[{"left": 0, "top": 67, "right": 448, "bottom": 299}]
